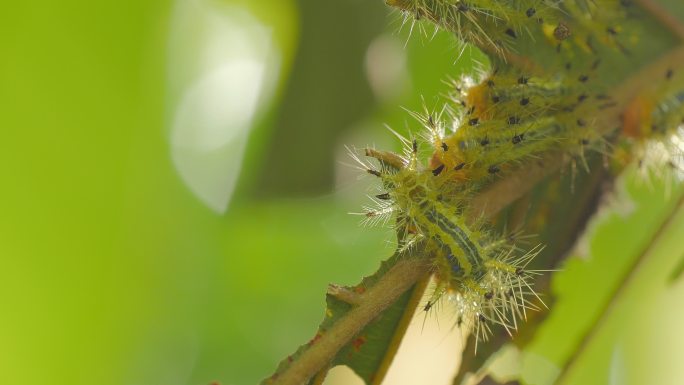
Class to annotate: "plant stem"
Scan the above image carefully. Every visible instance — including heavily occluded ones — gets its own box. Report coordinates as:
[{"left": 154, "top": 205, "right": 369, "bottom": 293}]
[{"left": 271, "top": 257, "right": 431, "bottom": 385}]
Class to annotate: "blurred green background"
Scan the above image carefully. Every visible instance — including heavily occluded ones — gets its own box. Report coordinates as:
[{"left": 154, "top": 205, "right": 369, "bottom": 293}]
[{"left": 0, "top": 1, "right": 480, "bottom": 384}]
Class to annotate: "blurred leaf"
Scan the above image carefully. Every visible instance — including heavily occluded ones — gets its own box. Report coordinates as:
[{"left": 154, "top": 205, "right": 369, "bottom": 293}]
[
  {"left": 167, "top": 0, "right": 300, "bottom": 213},
  {"left": 667, "top": 252, "right": 684, "bottom": 283},
  {"left": 514, "top": 170, "right": 684, "bottom": 385}
]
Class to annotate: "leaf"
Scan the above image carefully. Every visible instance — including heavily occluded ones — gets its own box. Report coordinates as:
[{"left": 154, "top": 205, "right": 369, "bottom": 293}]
[
  {"left": 457, "top": 169, "right": 684, "bottom": 385},
  {"left": 261, "top": 250, "right": 431, "bottom": 385},
  {"left": 514, "top": 168, "right": 684, "bottom": 385},
  {"left": 264, "top": 1, "right": 684, "bottom": 383},
  {"left": 316, "top": 262, "right": 429, "bottom": 384},
  {"left": 667, "top": 250, "right": 684, "bottom": 284}
]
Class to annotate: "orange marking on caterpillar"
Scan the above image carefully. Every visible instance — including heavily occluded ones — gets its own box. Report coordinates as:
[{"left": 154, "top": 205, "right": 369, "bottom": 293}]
[
  {"left": 466, "top": 82, "right": 493, "bottom": 120},
  {"left": 622, "top": 95, "right": 655, "bottom": 139}
]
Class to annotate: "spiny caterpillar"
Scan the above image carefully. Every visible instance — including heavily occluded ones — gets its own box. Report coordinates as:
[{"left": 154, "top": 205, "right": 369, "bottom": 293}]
[
  {"left": 351, "top": 139, "right": 545, "bottom": 348},
  {"left": 353, "top": 0, "right": 683, "bottom": 347},
  {"left": 259, "top": 2, "right": 684, "bottom": 385},
  {"left": 390, "top": 0, "right": 643, "bottom": 182}
]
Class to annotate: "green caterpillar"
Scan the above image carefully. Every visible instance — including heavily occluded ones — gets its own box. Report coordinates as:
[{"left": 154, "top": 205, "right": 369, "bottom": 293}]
[
  {"left": 411, "top": 0, "right": 637, "bottom": 181},
  {"left": 356, "top": 0, "right": 683, "bottom": 347},
  {"left": 354, "top": 135, "right": 544, "bottom": 348},
  {"left": 260, "top": 3, "right": 684, "bottom": 384}
]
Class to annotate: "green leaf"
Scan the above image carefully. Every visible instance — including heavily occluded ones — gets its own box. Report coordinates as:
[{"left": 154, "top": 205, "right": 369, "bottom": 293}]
[
  {"left": 514, "top": 169, "right": 684, "bottom": 385},
  {"left": 317, "top": 257, "right": 428, "bottom": 384},
  {"left": 262, "top": 249, "right": 431, "bottom": 385}
]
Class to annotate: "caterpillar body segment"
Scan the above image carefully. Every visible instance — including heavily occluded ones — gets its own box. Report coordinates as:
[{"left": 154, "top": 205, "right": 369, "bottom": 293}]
[
  {"left": 423, "top": 65, "right": 608, "bottom": 185},
  {"left": 426, "top": 214, "right": 543, "bottom": 345},
  {"left": 560, "top": 0, "right": 633, "bottom": 55},
  {"left": 397, "top": 0, "right": 565, "bottom": 59},
  {"left": 388, "top": 0, "right": 637, "bottom": 66},
  {"left": 418, "top": 201, "right": 484, "bottom": 275}
]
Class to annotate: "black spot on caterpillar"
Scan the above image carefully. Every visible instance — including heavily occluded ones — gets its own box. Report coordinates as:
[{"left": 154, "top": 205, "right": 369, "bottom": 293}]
[
  {"left": 432, "top": 164, "right": 445, "bottom": 176},
  {"left": 508, "top": 116, "right": 521, "bottom": 125}
]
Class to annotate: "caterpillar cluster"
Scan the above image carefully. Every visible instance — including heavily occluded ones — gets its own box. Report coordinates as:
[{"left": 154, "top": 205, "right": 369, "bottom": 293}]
[
  {"left": 351, "top": 139, "right": 545, "bottom": 348},
  {"left": 351, "top": 0, "right": 684, "bottom": 347},
  {"left": 391, "top": 0, "right": 644, "bottom": 182},
  {"left": 389, "top": 0, "right": 634, "bottom": 60}
]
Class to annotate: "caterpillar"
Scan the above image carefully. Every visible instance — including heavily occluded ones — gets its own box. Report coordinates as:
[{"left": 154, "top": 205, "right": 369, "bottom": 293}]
[
  {"left": 259, "top": 3, "right": 684, "bottom": 385},
  {"left": 351, "top": 135, "right": 545, "bottom": 349},
  {"left": 256, "top": 3, "right": 684, "bottom": 385},
  {"left": 408, "top": 0, "right": 638, "bottom": 182},
  {"left": 355, "top": 0, "right": 684, "bottom": 347}
]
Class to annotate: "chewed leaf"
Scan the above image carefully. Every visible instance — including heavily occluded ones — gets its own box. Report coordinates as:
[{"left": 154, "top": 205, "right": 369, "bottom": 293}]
[
  {"left": 323, "top": 275, "right": 428, "bottom": 384},
  {"left": 262, "top": 251, "right": 430, "bottom": 385}
]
